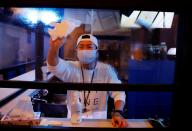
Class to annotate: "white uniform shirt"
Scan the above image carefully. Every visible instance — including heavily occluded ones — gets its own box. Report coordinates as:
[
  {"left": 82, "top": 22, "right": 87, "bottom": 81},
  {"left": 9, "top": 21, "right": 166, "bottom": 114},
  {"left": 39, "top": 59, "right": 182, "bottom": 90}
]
[{"left": 47, "top": 58, "right": 126, "bottom": 119}]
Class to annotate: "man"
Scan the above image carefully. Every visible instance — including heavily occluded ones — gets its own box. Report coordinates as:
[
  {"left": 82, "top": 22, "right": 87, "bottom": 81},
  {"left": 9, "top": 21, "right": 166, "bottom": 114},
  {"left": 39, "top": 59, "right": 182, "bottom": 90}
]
[{"left": 47, "top": 34, "right": 128, "bottom": 128}]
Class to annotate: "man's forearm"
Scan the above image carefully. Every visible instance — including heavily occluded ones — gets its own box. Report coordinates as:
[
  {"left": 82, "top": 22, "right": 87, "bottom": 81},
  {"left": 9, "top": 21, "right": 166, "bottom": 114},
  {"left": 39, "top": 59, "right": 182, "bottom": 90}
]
[
  {"left": 112, "top": 100, "right": 128, "bottom": 128},
  {"left": 47, "top": 47, "right": 59, "bottom": 66},
  {"left": 114, "top": 100, "right": 125, "bottom": 111},
  {"left": 48, "top": 38, "right": 65, "bottom": 66}
]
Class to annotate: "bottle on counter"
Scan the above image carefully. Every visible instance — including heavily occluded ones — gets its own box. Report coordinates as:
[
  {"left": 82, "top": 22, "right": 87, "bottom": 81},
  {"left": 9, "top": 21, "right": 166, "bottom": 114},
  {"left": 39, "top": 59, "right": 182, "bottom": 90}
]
[
  {"left": 131, "top": 43, "right": 144, "bottom": 61},
  {"left": 144, "top": 44, "right": 153, "bottom": 60},
  {"left": 71, "top": 91, "right": 82, "bottom": 124},
  {"left": 160, "top": 42, "right": 167, "bottom": 59}
]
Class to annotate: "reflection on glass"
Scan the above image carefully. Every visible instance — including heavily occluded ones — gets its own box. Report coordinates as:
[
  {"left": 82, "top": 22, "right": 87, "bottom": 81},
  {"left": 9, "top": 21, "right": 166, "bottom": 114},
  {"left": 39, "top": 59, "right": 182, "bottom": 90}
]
[
  {"left": 0, "top": 7, "right": 178, "bottom": 128},
  {"left": 0, "top": 8, "right": 177, "bottom": 84}
]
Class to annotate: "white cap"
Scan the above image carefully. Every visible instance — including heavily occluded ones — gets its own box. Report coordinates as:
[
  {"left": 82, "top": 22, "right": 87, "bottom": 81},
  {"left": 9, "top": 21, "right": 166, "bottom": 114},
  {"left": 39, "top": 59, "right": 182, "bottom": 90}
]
[{"left": 76, "top": 34, "right": 98, "bottom": 48}]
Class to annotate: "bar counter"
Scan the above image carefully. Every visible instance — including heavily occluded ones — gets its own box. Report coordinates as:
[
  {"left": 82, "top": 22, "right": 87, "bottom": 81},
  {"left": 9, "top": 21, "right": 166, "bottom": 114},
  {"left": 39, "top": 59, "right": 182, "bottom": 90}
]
[
  {"left": 39, "top": 117, "right": 152, "bottom": 128},
  {"left": 1, "top": 70, "right": 153, "bottom": 129}
]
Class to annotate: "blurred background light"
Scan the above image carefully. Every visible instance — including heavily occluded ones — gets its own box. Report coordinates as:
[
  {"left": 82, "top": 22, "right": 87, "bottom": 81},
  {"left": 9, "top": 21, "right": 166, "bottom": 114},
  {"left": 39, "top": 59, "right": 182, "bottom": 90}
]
[
  {"left": 120, "top": 10, "right": 174, "bottom": 29},
  {"left": 167, "top": 48, "right": 176, "bottom": 55},
  {"left": 11, "top": 8, "right": 62, "bottom": 26}
]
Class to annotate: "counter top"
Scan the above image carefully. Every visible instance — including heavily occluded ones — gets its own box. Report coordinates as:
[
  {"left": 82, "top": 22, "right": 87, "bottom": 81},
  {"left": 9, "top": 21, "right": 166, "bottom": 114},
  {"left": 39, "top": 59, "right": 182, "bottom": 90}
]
[
  {"left": 40, "top": 117, "right": 152, "bottom": 128},
  {"left": 1, "top": 69, "right": 152, "bottom": 128}
]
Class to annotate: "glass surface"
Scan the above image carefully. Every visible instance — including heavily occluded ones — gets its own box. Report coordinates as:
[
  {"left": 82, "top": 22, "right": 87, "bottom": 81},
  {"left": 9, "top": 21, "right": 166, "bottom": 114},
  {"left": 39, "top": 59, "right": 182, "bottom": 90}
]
[{"left": 0, "top": 8, "right": 177, "bottom": 84}]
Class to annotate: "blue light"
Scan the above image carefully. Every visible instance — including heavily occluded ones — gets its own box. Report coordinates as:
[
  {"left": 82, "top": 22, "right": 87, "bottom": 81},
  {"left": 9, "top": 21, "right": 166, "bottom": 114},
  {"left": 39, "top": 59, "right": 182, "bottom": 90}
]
[
  {"left": 18, "top": 8, "right": 61, "bottom": 26},
  {"left": 40, "top": 10, "right": 60, "bottom": 25},
  {"left": 25, "top": 8, "right": 39, "bottom": 24}
]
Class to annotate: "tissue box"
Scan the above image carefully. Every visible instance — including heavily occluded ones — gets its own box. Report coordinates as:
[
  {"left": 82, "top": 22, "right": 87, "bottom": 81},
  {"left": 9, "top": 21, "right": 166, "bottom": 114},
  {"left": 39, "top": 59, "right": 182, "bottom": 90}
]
[{"left": 0, "top": 112, "right": 41, "bottom": 126}]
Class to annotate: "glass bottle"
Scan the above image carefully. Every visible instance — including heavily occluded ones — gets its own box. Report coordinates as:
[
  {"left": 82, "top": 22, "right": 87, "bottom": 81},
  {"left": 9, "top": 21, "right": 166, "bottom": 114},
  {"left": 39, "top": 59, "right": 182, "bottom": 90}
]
[{"left": 71, "top": 91, "right": 82, "bottom": 124}]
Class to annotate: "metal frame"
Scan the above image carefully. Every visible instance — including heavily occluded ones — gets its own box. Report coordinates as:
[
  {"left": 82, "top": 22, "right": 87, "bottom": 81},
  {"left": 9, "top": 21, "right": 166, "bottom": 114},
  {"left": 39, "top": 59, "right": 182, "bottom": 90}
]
[
  {"left": 0, "top": 89, "right": 26, "bottom": 108},
  {"left": 0, "top": 80, "right": 175, "bottom": 91}
]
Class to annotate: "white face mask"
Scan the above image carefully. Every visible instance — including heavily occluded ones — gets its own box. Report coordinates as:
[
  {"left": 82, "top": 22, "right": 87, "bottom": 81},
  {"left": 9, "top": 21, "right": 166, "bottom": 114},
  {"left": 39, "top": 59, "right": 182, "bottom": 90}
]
[{"left": 77, "top": 50, "right": 97, "bottom": 64}]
